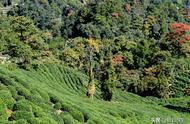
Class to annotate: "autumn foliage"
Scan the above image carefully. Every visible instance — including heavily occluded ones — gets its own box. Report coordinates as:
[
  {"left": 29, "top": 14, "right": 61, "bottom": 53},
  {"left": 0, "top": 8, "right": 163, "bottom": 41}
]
[
  {"left": 170, "top": 22, "right": 190, "bottom": 34},
  {"left": 86, "top": 83, "right": 96, "bottom": 99},
  {"left": 112, "top": 55, "right": 124, "bottom": 65},
  {"left": 170, "top": 22, "right": 190, "bottom": 45}
]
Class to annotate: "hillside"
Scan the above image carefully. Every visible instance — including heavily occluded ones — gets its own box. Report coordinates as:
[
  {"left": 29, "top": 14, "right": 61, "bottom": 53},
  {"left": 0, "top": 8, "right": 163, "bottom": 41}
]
[
  {"left": 1, "top": 0, "right": 190, "bottom": 123},
  {"left": 0, "top": 64, "right": 190, "bottom": 124}
]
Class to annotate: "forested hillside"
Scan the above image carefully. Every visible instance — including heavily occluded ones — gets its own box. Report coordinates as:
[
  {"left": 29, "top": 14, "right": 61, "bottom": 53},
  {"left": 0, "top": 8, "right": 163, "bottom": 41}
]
[{"left": 0, "top": 0, "right": 190, "bottom": 123}]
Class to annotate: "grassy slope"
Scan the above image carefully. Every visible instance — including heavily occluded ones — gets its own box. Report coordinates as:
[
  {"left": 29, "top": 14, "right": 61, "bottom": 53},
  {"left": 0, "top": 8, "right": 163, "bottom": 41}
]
[{"left": 0, "top": 64, "right": 189, "bottom": 124}]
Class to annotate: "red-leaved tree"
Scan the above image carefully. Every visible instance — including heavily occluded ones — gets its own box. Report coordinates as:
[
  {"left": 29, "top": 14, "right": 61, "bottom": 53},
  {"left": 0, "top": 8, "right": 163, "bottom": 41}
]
[
  {"left": 170, "top": 22, "right": 190, "bottom": 45},
  {"left": 167, "top": 22, "right": 190, "bottom": 57}
]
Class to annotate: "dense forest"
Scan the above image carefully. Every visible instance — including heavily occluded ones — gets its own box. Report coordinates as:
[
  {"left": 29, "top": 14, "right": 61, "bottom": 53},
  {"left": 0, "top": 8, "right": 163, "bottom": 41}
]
[{"left": 0, "top": 0, "right": 190, "bottom": 123}]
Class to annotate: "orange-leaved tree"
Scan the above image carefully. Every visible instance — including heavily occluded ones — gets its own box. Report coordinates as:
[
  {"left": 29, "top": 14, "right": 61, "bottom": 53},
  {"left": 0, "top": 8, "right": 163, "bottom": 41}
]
[
  {"left": 170, "top": 22, "right": 190, "bottom": 45},
  {"left": 167, "top": 22, "right": 190, "bottom": 57}
]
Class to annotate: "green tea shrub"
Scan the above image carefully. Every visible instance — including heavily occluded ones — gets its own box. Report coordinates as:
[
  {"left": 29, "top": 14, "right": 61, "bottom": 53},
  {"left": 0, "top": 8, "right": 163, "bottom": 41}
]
[
  {"left": 0, "top": 98, "right": 7, "bottom": 120},
  {"left": 119, "top": 111, "right": 134, "bottom": 119},
  {"left": 15, "top": 119, "right": 29, "bottom": 124},
  {"left": 16, "top": 86, "right": 31, "bottom": 98},
  {"left": 31, "top": 104, "right": 45, "bottom": 117},
  {"left": 15, "top": 96, "right": 25, "bottom": 101},
  {"left": 26, "top": 95, "right": 44, "bottom": 105},
  {"left": 49, "top": 93, "right": 60, "bottom": 104},
  {"left": 0, "top": 120, "right": 10, "bottom": 124},
  {"left": 89, "top": 117, "right": 107, "bottom": 124},
  {"left": 0, "top": 90, "right": 15, "bottom": 109},
  {"left": 12, "top": 110, "right": 34, "bottom": 120},
  {"left": 109, "top": 110, "right": 120, "bottom": 118},
  {"left": 0, "top": 83, "right": 8, "bottom": 90},
  {"left": 28, "top": 117, "right": 57, "bottom": 124},
  {"left": 81, "top": 110, "right": 92, "bottom": 122},
  {"left": 54, "top": 102, "right": 62, "bottom": 110},
  {"left": 7, "top": 85, "right": 17, "bottom": 99},
  {"left": 14, "top": 77, "right": 32, "bottom": 90},
  {"left": 63, "top": 105, "right": 84, "bottom": 122},
  {"left": 37, "top": 90, "right": 50, "bottom": 102},
  {"left": 0, "top": 74, "right": 13, "bottom": 86},
  {"left": 30, "top": 90, "right": 41, "bottom": 97},
  {"left": 86, "top": 119, "right": 96, "bottom": 124},
  {"left": 61, "top": 112, "right": 75, "bottom": 124},
  {"left": 28, "top": 90, "right": 45, "bottom": 103},
  {"left": 13, "top": 99, "right": 32, "bottom": 112}
]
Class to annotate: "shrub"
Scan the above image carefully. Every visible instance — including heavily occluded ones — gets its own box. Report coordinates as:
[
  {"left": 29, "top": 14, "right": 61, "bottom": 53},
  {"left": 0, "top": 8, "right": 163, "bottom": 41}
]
[
  {"left": 61, "top": 112, "right": 75, "bottom": 124},
  {"left": 0, "top": 74, "right": 14, "bottom": 86},
  {"left": 7, "top": 85, "right": 17, "bottom": 99},
  {"left": 30, "top": 90, "right": 41, "bottom": 97},
  {"left": 26, "top": 95, "right": 44, "bottom": 105},
  {"left": 13, "top": 77, "right": 32, "bottom": 90},
  {"left": 28, "top": 117, "right": 57, "bottom": 124},
  {"left": 0, "top": 90, "right": 15, "bottom": 109},
  {"left": 31, "top": 104, "right": 45, "bottom": 118},
  {"left": 15, "top": 96, "right": 25, "bottom": 101},
  {"left": 89, "top": 117, "right": 107, "bottom": 124},
  {"left": 12, "top": 110, "right": 34, "bottom": 120},
  {"left": 61, "top": 103, "right": 85, "bottom": 122},
  {"left": 0, "top": 98, "right": 7, "bottom": 120},
  {"left": 13, "top": 99, "right": 32, "bottom": 112},
  {"left": 49, "top": 93, "right": 60, "bottom": 104},
  {"left": 15, "top": 119, "right": 29, "bottom": 124},
  {"left": 37, "top": 90, "right": 50, "bottom": 102},
  {"left": 81, "top": 110, "right": 92, "bottom": 122},
  {"left": 54, "top": 102, "right": 62, "bottom": 110},
  {"left": 0, "top": 83, "right": 7, "bottom": 90},
  {"left": 109, "top": 111, "right": 120, "bottom": 118},
  {"left": 87, "top": 120, "right": 96, "bottom": 124},
  {"left": 0, "top": 120, "right": 9, "bottom": 124},
  {"left": 16, "top": 86, "right": 31, "bottom": 98},
  {"left": 27, "top": 90, "right": 45, "bottom": 104}
]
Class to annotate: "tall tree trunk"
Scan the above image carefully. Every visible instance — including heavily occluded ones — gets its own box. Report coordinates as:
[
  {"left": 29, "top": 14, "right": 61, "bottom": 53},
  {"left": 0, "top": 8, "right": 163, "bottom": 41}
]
[{"left": 89, "top": 48, "right": 93, "bottom": 83}]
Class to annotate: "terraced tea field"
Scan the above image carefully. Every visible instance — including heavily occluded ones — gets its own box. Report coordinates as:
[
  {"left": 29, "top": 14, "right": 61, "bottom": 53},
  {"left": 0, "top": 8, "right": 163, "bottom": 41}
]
[{"left": 0, "top": 64, "right": 189, "bottom": 124}]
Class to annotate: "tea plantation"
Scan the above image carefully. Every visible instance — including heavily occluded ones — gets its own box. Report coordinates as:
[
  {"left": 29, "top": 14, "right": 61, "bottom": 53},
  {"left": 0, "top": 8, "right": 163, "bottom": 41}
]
[{"left": 0, "top": 64, "right": 189, "bottom": 124}]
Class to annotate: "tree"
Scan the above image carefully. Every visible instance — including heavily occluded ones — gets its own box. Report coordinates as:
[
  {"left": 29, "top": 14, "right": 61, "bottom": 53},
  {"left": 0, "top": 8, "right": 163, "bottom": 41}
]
[
  {"left": 6, "top": 41, "right": 33, "bottom": 69},
  {"left": 85, "top": 37, "right": 100, "bottom": 81},
  {"left": 133, "top": 40, "right": 153, "bottom": 69},
  {"left": 10, "top": 16, "right": 37, "bottom": 41},
  {"left": 143, "top": 16, "right": 158, "bottom": 38},
  {"left": 101, "top": 61, "right": 117, "bottom": 101},
  {"left": 60, "top": 47, "right": 80, "bottom": 67},
  {"left": 166, "top": 22, "right": 190, "bottom": 56}
]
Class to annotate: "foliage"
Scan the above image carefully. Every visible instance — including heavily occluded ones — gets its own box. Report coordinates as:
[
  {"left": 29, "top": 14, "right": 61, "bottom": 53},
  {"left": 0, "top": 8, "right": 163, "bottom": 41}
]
[
  {"left": 0, "top": 64, "right": 189, "bottom": 123},
  {"left": 1, "top": 0, "right": 190, "bottom": 108},
  {"left": 12, "top": 110, "right": 34, "bottom": 120},
  {"left": 0, "top": 98, "right": 7, "bottom": 120},
  {"left": 0, "top": 90, "right": 15, "bottom": 109}
]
